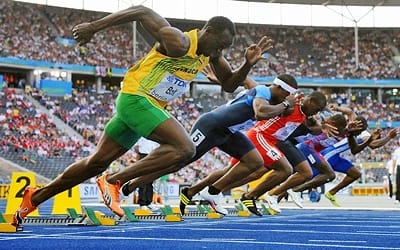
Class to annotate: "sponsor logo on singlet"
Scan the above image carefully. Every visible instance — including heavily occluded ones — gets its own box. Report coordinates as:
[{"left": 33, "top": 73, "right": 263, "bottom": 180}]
[{"left": 150, "top": 73, "right": 190, "bottom": 102}]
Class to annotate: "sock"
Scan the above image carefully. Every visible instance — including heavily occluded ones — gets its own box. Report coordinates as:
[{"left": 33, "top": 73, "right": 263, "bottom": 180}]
[{"left": 208, "top": 185, "right": 221, "bottom": 195}]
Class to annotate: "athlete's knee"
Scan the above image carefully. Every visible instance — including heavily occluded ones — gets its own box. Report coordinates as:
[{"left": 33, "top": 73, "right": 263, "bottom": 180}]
[
  {"left": 325, "top": 172, "right": 336, "bottom": 182},
  {"left": 282, "top": 164, "right": 293, "bottom": 177},
  {"left": 172, "top": 142, "right": 196, "bottom": 163},
  {"left": 241, "top": 158, "right": 263, "bottom": 171},
  {"left": 85, "top": 154, "right": 113, "bottom": 172},
  {"left": 301, "top": 169, "right": 313, "bottom": 181}
]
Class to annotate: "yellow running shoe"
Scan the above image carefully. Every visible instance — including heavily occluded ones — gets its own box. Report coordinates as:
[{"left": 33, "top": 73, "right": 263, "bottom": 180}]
[
  {"left": 97, "top": 174, "right": 124, "bottom": 217},
  {"left": 324, "top": 191, "right": 341, "bottom": 207},
  {"left": 13, "top": 186, "right": 38, "bottom": 226}
]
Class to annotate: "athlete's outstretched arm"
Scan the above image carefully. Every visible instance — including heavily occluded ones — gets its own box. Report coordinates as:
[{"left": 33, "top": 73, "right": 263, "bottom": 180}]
[
  {"left": 210, "top": 36, "right": 273, "bottom": 93},
  {"left": 368, "top": 128, "right": 399, "bottom": 149},
  {"left": 72, "top": 5, "right": 189, "bottom": 57},
  {"left": 348, "top": 129, "right": 381, "bottom": 155}
]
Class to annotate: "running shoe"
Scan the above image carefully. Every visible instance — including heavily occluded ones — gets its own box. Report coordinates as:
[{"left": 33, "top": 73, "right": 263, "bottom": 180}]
[
  {"left": 120, "top": 181, "right": 132, "bottom": 196},
  {"left": 324, "top": 191, "right": 341, "bottom": 207},
  {"left": 140, "top": 204, "right": 160, "bottom": 213},
  {"left": 179, "top": 187, "right": 192, "bottom": 215},
  {"left": 240, "top": 194, "right": 262, "bottom": 216},
  {"left": 13, "top": 186, "right": 38, "bottom": 226},
  {"left": 199, "top": 187, "right": 228, "bottom": 215},
  {"left": 287, "top": 189, "right": 304, "bottom": 208},
  {"left": 264, "top": 193, "right": 281, "bottom": 213},
  {"left": 97, "top": 174, "right": 124, "bottom": 217}
]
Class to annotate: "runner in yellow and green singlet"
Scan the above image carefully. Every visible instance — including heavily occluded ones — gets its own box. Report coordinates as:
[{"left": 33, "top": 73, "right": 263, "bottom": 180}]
[{"left": 13, "top": 5, "right": 273, "bottom": 222}]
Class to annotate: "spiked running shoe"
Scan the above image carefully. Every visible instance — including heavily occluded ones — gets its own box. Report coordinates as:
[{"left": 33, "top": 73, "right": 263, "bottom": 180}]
[
  {"left": 179, "top": 187, "right": 192, "bottom": 215},
  {"left": 97, "top": 174, "right": 124, "bottom": 217},
  {"left": 120, "top": 181, "right": 132, "bottom": 196},
  {"left": 287, "top": 189, "right": 304, "bottom": 208},
  {"left": 13, "top": 186, "right": 38, "bottom": 226},
  {"left": 199, "top": 187, "right": 228, "bottom": 215},
  {"left": 240, "top": 194, "right": 262, "bottom": 216},
  {"left": 264, "top": 193, "right": 282, "bottom": 213},
  {"left": 324, "top": 191, "right": 341, "bottom": 207}
]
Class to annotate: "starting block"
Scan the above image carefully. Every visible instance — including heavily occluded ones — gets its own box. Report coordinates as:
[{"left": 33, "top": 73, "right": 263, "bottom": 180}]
[
  {"left": 159, "top": 205, "right": 182, "bottom": 222},
  {"left": 123, "top": 206, "right": 182, "bottom": 222},
  {"left": 0, "top": 213, "right": 22, "bottom": 233},
  {"left": 83, "top": 207, "right": 117, "bottom": 226},
  {"left": 235, "top": 204, "right": 251, "bottom": 217},
  {"left": 0, "top": 223, "right": 21, "bottom": 233},
  {"left": 134, "top": 208, "right": 152, "bottom": 216},
  {"left": 197, "top": 204, "right": 223, "bottom": 219},
  {"left": 260, "top": 203, "right": 278, "bottom": 215}
]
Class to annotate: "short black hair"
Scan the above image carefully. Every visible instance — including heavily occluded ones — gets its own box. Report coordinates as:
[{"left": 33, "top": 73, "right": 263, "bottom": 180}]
[
  {"left": 355, "top": 115, "right": 368, "bottom": 130},
  {"left": 328, "top": 114, "right": 347, "bottom": 132},
  {"left": 204, "top": 16, "right": 236, "bottom": 37},
  {"left": 309, "top": 91, "right": 327, "bottom": 108},
  {"left": 277, "top": 74, "right": 298, "bottom": 89}
]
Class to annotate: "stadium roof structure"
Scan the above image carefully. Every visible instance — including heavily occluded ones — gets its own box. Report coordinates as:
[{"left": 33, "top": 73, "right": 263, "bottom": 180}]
[
  {"left": 236, "top": 0, "right": 400, "bottom": 6},
  {"left": 13, "top": 0, "right": 400, "bottom": 27}
]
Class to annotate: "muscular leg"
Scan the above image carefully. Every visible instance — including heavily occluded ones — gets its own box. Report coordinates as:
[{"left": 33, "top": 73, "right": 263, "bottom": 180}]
[
  {"left": 31, "top": 133, "right": 127, "bottom": 206},
  {"left": 208, "top": 149, "right": 264, "bottom": 192},
  {"left": 244, "top": 157, "right": 293, "bottom": 199},
  {"left": 124, "top": 164, "right": 179, "bottom": 194},
  {"left": 293, "top": 161, "right": 335, "bottom": 193},
  {"left": 187, "top": 166, "right": 232, "bottom": 198},
  {"left": 328, "top": 166, "right": 360, "bottom": 195},
  {"left": 108, "top": 118, "right": 195, "bottom": 185},
  {"left": 269, "top": 160, "right": 312, "bottom": 196},
  {"left": 226, "top": 167, "right": 270, "bottom": 191}
]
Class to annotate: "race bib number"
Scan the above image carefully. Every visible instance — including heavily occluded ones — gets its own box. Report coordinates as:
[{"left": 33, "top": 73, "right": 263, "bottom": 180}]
[
  {"left": 266, "top": 147, "right": 281, "bottom": 160},
  {"left": 307, "top": 154, "right": 316, "bottom": 164},
  {"left": 228, "top": 119, "right": 255, "bottom": 133},
  {"left": 191, "top": 129, "right": 206, "bottom": 146},
  {"left": 150, "top": 73, "right": 190, "bottom": 102},
  {"left": 272, "top": 122, "right": 301, "bottom": 141}
]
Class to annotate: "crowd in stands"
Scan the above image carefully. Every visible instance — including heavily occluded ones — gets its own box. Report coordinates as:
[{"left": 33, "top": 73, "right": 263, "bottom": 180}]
[{"left": 1, "top": 0, "right": 399, "bottom": 79}]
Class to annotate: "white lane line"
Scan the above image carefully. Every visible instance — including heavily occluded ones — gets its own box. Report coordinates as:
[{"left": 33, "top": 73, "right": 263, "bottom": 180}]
[{"left": 309, "top": 240, "right": 367, "bottom": 243}]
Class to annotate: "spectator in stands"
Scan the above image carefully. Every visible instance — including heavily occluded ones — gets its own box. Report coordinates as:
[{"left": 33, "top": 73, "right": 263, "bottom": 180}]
[{"left": 13, "top": 4, "right": 272, "bottom": 223}]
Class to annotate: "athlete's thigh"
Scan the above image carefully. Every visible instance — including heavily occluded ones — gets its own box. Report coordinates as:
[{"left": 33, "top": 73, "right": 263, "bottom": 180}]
[
  {"left": 277, "top": 140, "right": 306, "bottom": 167},
  {"left": 188, "top": 113, "right": 230, "bottom": 161},
  {"left": 119, "top": 93, "right": 192, "bottom": 147},
  {"left": 219, "top": 132, "right": 256, "bottom": 160},
  {"left": 248, "top": 131, "right": 284, "bottom": 168},
  {"left": 109, "top": 93, "right": 172, "bottom": 148},
  {"left": 330, "top": 156, "right": 353, "bottom": 174},
  {"left": 296, "top": 143, "right": 323, "bottom": 168}
]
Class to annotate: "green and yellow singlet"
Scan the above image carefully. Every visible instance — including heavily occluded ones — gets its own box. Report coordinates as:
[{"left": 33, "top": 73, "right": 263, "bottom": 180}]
[{"left": 121, "top": 29, "right": 209, "bottom": 107}]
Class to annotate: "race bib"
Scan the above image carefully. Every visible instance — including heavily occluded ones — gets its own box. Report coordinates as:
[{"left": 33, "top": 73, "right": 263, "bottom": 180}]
[
  {"left": 228, "top": 119, "right": 255, "bottom": 133},
  {"left": 191, "top": 129, "right": 206, "bottom": 146},
  {"left": 272, "top": 121, "right": 301, "bottom": 141},
  {"left": 150, "top": 73, "right": 190, "bottom": 102}
]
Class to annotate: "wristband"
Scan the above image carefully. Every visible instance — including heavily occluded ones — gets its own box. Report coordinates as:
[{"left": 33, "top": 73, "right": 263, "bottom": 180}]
[{"left": 282, "top": 100, "right": 291, "bottom": 110}]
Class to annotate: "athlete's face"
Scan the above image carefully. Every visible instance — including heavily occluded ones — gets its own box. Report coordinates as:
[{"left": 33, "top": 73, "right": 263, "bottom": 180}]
[
  {"left": 199, "top": 28, "right": 233, "bottom": 58},
  {"left": 301, "top": 96, "right": 326, "bottom": 117}
]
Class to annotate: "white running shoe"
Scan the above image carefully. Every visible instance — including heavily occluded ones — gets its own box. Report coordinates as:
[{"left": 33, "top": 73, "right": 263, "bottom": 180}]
[
  {"left": 140, "top": 204, "right": 160, "bottom": 213},
  {"left": 199, "top": 187, "right": 228, "bottom": 215},
  {"left": 287, "top": 189, "right": 303, "bottom": 208},
  {"left": 264, "top": 193, "right": 281, "bottom": 213}
]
